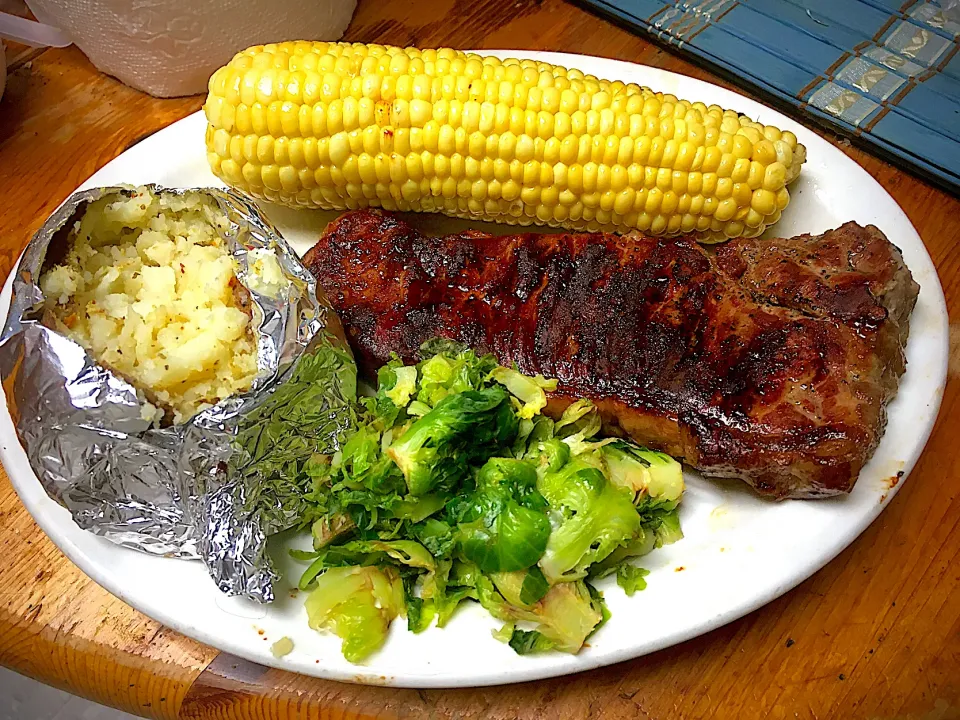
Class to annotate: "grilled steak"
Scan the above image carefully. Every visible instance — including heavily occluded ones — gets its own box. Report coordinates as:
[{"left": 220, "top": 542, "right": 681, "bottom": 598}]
[{"left": 303, "top": 210, "right": 919, "bottom": 498}]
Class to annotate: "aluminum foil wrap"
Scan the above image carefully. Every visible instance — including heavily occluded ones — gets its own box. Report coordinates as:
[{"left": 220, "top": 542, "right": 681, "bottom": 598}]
[{"left": 0, "top": 186, "right": 357, "bottom": 602}]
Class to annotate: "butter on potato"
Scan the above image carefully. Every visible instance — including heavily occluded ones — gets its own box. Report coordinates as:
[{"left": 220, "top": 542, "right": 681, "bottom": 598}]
[{"left": 40, "top": 187, "right": 259, "bottom": 424}]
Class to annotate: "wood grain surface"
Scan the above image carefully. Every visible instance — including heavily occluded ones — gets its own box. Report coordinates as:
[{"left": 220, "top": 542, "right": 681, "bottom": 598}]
[{"left": 1, "top": 1, "right": 958, "bottom": 718}]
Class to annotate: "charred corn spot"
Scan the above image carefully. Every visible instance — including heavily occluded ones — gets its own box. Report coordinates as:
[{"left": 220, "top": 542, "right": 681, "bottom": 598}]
[{"left": 204, "top": 42, "right": 806, "bottom": 240}]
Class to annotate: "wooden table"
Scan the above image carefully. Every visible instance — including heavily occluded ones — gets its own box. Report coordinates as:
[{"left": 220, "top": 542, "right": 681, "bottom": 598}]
[{"left": 1, "top": 1, "right": 958, "bottom": 718}]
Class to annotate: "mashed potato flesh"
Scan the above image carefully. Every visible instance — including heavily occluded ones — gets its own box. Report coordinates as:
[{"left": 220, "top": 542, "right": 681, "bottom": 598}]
[{"left": 40, "top": 187, "right": 259, "bottom": 424}]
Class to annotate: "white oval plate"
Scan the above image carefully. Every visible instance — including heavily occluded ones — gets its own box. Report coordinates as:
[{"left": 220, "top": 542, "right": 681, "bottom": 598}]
[{"left": 0, "top": 51, "right": 948, "bottom": 688}]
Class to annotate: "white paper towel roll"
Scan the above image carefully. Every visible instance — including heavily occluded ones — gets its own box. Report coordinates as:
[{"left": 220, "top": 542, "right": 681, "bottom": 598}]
[{"left": 25, "top": 0, "right": 357, "bottom": 97}]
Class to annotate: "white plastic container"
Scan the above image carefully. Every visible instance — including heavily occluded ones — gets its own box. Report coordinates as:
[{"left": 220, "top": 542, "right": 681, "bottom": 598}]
[
  {"left": 0, "top": 8, "right": 71, "bottom": 102},
  {"left": 23, "top": 0, "right": 357, "bottom": 97}
]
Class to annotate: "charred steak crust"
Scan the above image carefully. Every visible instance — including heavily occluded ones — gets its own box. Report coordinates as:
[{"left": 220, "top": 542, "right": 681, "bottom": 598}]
[{"left": 303, "top": 210, "right": 919, "bottom": 499}]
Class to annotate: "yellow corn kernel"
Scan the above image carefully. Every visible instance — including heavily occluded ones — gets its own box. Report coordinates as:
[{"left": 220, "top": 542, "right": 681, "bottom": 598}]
[
  {"left": 716, "top": 178, "right": 733, "bottom": 200},
  {"left": 733, "top": 182, "right": 752, "bottom": 207},
  {"left": 763, "top": 162, "right": 787, "bottom": 192},
  {"left": 751, "top": 188, "right": 777, "bottom": 215},
  {"left": 752, "top": 139, "right": 778, "bottom": 165},
  {"left": 661, "top": 191, "right": 679, "bottom": 217},
  {"left": 702, "top": 173, "right": 718, "bottom": 197},
  {"left": 744, "top": 208, "right": 765, "bottom": 229},
  {"left": 776, "top": 187, "right": 790, "bottom": 210},
  {"left": 731, "top": 157, "right": 750, "bottom": 184},
  {"left": 725, "top": 220, "right": 745, "bottom": 237}
]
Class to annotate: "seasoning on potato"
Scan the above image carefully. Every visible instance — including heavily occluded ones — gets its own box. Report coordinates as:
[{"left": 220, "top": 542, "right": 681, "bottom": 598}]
[{"left": 39, "top": 186, "right": 259, "bottom": 424}]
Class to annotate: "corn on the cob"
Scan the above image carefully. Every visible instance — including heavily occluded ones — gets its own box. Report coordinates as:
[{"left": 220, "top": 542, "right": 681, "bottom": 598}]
[{"left": 204, "top": 42, "right": 806, "bottom": 240}]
